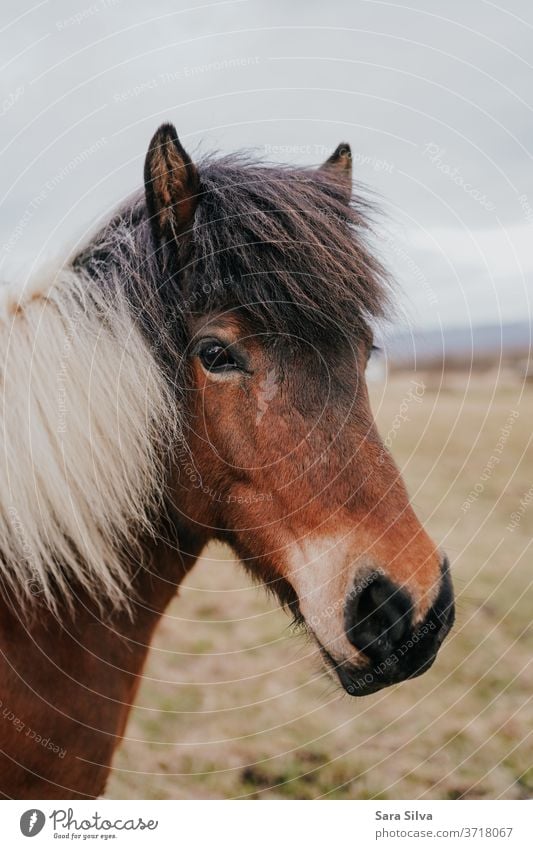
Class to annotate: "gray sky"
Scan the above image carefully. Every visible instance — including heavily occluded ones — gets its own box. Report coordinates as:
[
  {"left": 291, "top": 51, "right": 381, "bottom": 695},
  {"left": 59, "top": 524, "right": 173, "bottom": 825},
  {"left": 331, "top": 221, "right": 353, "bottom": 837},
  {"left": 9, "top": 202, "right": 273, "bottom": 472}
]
[{"left": 1, "top": 0, "right": 532, "bottom": 332}]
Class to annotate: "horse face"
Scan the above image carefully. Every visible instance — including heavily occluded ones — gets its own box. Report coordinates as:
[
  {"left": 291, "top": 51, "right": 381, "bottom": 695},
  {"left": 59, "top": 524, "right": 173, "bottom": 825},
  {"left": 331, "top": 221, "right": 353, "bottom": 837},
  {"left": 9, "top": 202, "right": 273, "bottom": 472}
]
[
  {"left": 177, "top": 312, "right": 454, "bottom": 696},
  {"left": 143, "top": 122, "right": 454, "bottom": 696}
]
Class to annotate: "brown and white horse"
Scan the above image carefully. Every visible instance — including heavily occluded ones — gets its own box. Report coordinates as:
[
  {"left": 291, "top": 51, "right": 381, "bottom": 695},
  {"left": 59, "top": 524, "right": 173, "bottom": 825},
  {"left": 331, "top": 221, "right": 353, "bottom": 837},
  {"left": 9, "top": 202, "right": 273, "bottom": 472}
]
[{"left": 0, "top": 124, "right": 454, "bottom": 798}]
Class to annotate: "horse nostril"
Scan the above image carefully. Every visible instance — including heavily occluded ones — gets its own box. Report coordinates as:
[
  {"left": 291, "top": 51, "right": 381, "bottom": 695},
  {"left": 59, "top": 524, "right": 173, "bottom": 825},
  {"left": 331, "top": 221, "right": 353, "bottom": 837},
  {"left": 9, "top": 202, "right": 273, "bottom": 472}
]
[{"left": 344, "top": 573, "right": 414, "bottom": 662}]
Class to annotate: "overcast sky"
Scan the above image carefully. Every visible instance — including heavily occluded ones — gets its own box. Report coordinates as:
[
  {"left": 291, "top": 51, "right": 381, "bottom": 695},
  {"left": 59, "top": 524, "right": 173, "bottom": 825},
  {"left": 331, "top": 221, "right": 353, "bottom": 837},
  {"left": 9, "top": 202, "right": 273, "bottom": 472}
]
[{"left": 1, "top": 0, "right": 532, "bottom": 334}]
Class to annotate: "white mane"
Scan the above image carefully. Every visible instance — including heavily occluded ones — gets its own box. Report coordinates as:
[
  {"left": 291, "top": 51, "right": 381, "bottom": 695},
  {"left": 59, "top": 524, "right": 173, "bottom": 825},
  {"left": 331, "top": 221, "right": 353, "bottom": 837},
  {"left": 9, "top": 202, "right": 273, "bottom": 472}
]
[{"left": 0, "top": 266, "right": 177, "bottom": 613}]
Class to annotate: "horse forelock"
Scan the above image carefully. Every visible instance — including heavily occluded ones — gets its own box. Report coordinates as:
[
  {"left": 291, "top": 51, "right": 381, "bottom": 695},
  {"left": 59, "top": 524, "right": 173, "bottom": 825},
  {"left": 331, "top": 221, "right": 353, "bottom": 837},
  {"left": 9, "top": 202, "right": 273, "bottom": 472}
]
[{"left": 187, "top": 155, "right": 390, "bottom": 343}]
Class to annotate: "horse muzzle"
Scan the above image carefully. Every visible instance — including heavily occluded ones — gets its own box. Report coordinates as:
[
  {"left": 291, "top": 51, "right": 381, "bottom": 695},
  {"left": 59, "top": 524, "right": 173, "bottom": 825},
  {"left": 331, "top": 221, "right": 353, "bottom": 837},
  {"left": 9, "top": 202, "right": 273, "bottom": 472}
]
[{"left": 325, "top": 558, "right": 455, "bottom": 696}]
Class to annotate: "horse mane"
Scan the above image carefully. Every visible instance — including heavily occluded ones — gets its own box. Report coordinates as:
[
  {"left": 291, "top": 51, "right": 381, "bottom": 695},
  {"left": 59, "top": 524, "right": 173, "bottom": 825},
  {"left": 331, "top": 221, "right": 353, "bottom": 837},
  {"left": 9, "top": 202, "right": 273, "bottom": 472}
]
[
  {"left": 189, "top": 154, "right": 389, "bottom": 343},
  {"left": 0, "top": 266, "right": 178, "bottom": 614},
  {"left": 0, "top": 151, "right": 389, "bottom": 613}
]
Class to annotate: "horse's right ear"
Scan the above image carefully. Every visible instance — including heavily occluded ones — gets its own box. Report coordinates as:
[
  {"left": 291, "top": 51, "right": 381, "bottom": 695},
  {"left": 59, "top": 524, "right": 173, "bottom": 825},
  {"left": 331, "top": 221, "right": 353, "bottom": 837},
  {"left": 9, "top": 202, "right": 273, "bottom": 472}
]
[
  {"left": 319, "top": 143, "right": 352, "bottom": 202},
  {"left": 144, "top": 123, "right": 199, "bottom": 248}
]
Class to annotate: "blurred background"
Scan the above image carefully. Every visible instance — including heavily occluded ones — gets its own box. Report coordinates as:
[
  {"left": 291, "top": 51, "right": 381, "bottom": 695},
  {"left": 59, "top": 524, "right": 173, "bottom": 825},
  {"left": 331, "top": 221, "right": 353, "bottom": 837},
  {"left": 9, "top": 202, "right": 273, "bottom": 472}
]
[{"left": 1, "top": 0, "right": 531, "bottom": 798}]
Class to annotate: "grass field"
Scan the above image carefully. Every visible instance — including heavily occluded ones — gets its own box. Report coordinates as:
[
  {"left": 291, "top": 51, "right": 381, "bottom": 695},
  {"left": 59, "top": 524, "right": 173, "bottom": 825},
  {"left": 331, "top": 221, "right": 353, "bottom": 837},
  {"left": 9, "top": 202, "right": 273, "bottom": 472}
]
[{"left": 107, "top": 371, "right": 533, "bottom": 799}]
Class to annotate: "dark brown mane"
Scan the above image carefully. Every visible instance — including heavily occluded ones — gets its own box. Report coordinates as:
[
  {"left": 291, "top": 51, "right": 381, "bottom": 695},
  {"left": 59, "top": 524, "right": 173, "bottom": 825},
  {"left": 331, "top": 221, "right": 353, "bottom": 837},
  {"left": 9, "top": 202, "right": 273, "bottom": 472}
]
[
  {"left": 189, "top": 155, "right": 390, "bottom": 341},
  {"left": 74, "top": 152, "right": 390, "bottom": 361}
]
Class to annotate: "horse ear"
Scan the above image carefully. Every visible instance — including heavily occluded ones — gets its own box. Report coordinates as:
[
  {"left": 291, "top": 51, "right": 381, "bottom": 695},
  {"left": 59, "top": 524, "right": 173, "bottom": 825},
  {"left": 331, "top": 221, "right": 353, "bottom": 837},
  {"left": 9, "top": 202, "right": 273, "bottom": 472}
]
[
  {"left": 144, "top": 123, "right": 199, "bottom": 248},
  {"left": 319, "top": 143, "right": 352, "bottom": 201}
]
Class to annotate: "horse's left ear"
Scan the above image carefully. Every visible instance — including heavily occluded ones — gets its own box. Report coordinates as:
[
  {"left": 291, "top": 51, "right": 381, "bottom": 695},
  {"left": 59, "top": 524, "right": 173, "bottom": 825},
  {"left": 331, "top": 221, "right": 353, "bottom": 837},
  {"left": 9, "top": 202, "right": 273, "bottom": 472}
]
[
  {"left": 144, "top": 123, "right": 200, "bottom": 248},
  {"left": 319, "top": 143, "right": 352, "bottom": 202}
]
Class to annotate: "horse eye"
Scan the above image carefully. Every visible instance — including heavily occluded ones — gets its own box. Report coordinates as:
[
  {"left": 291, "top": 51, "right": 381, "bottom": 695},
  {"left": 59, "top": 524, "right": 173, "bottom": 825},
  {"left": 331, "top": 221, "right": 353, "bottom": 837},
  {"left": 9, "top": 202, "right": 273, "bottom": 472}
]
[{"left": 198, "top": 341, "right": 239, "bottom": 373}]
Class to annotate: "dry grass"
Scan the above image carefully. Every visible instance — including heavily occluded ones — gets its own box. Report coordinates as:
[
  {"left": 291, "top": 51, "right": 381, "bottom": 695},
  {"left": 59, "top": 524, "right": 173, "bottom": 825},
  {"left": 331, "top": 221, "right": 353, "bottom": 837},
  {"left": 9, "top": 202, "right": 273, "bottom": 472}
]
[{"left": 107, "top": 371, "right": 533, "bottom": 799}]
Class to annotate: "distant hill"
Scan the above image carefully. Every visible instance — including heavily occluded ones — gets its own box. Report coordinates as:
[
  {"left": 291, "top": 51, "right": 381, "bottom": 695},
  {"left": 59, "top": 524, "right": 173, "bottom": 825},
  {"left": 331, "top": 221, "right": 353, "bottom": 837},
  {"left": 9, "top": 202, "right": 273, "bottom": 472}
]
[{"left": 383, "top": 321, "right": 532, "bottom": 371}]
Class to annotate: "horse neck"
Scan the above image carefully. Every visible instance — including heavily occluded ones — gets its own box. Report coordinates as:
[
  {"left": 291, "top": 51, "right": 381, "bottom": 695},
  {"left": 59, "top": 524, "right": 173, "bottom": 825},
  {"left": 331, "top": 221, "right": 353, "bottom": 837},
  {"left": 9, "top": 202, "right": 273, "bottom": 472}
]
[{"left": 0, "top": 520, "right": 208, "bottom": 799}]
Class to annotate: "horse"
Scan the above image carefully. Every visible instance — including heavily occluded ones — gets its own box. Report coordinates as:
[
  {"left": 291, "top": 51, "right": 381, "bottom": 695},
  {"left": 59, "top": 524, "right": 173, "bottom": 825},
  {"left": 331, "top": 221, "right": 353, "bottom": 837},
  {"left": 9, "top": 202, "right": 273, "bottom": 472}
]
[{"left": 0, "top": 123, "right": 455, "bottom": 799}]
